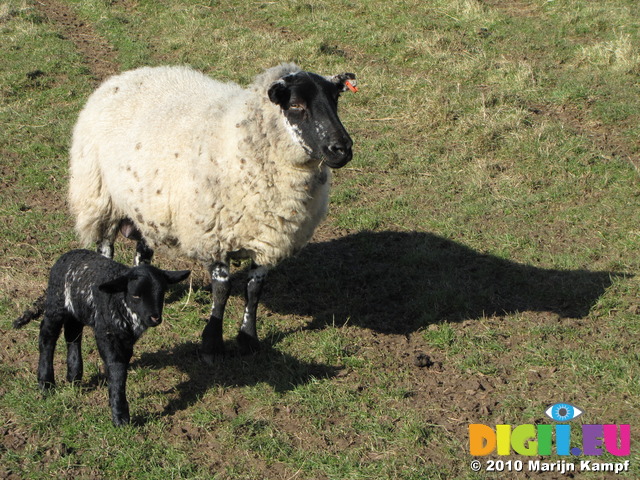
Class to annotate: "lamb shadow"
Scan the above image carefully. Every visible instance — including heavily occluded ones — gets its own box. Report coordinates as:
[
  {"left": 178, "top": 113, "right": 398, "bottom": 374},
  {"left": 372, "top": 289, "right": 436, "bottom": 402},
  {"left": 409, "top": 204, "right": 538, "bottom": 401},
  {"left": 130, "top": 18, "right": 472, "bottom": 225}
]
[{"left": 263, "top": 230, "right": 625, "bottom": 333}]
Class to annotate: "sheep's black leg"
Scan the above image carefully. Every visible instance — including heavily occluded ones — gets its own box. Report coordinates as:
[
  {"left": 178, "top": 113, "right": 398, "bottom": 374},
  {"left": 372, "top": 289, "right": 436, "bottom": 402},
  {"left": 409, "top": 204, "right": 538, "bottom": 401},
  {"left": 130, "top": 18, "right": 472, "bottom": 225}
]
[
  {"left": 95, "top": 332, "right": 133, "bottom": 426},
  {"left": 38, "top": 313, "right": 64, "bottom": 390},
  {"left": 237, "top": 264, "right": 268, "bottom": 354},
  {"left": 97, "top": 240, "right": 114, "bottom": 259},
  {"left": 201, "top": 262, "right": 230, "bottom": 365},
  {"left": 97, "top": 223, "right": 120, "bottom": 259},
  {"left": 64, "top": 318, "right": 84, "bottom": 384},
  {"left": 134, "top": 239, "right": 154, "bottom": 266}
]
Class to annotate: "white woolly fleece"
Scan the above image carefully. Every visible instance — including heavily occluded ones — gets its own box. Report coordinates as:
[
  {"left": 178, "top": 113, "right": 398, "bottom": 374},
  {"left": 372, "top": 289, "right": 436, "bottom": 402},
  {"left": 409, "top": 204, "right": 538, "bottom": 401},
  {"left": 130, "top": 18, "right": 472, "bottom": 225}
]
[{"left": 69, "top": 64, "right": 332, "bottom": 267}]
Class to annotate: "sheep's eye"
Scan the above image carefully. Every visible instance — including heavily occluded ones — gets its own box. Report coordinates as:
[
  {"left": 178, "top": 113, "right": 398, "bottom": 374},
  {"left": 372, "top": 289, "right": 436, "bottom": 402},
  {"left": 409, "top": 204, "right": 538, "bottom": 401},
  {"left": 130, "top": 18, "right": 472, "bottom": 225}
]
[
  {"left": 289, "top": 103, "right": 305, "bottom": 111},
  {"left": 131, "top": 295, "right": 141, "bottom": 300}
]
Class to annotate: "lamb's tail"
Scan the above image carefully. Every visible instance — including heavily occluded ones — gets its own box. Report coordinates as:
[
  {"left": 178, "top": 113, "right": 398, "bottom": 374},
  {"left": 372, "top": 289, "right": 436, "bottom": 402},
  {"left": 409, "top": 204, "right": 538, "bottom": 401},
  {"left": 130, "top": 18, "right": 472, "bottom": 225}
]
[{"left": 13, "top": 294, "right": 46, "bottom": 329}]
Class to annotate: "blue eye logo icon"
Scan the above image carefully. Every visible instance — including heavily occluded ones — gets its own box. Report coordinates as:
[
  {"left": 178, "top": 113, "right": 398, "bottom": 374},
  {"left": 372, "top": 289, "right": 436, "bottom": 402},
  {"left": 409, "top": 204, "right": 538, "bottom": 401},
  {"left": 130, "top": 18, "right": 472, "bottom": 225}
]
[{"left": 545, "top": 403, "right": 583, "bottom": 422}]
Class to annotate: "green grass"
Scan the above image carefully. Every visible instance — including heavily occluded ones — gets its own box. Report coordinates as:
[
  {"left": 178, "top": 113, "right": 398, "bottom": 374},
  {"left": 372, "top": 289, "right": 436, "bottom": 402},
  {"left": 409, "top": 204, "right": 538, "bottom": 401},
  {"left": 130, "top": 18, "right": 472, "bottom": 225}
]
[{"left": 2, "top": 0, "right": 640, "bottom": 478}]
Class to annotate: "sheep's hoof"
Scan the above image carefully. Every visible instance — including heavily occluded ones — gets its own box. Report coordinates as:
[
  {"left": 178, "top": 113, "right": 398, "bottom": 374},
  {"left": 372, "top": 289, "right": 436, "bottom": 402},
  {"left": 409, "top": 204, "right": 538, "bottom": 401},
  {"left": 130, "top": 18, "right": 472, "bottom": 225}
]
[
  {"left": 201, "top": 350, "right": 226, "bottom": 366},
  {"left": 201, "top": 353, "right": 216, "bottom": 366},
  {"left": 237, "top": 331, "right": 261, "bottom": 355},
  {"left": 200, "top": 344, "right": 226, "bottom": 365}
]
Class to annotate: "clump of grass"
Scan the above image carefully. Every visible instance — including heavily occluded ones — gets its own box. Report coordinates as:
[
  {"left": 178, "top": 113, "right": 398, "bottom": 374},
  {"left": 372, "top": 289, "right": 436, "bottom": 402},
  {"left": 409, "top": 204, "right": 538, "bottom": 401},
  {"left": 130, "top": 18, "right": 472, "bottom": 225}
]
[{"left": 580, "top": 32, "right": 640, "bottom": 73}]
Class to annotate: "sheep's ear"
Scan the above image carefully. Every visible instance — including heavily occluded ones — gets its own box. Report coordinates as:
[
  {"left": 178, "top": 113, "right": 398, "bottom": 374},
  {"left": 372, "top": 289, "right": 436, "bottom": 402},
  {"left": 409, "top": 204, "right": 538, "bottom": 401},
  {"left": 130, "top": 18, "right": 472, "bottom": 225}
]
[
  {"left": 99, "top": 275, "right": 129, "bottom": 293},
  {"left": 268, "top": 80, "right": 291, "bottom": 107},
  {"left": 163, "top": 269, "right": 191, "bottom": 285},
  {"left": 331, "top": 73, "right": 358, "bottom": 92}
]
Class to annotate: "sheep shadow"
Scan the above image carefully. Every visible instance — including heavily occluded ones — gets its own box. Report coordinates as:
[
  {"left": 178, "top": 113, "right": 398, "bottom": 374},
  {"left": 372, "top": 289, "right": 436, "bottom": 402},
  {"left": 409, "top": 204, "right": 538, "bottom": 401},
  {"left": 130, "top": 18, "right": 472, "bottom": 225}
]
[
  {"left": 129, "top": 230, "right": 622, "bottom": 420},
  {"left": 263, "top": 230, "right": 624, "bottom": 333},
  {"left": 134, "top": 338, "right": 338, "bottom": 421}
]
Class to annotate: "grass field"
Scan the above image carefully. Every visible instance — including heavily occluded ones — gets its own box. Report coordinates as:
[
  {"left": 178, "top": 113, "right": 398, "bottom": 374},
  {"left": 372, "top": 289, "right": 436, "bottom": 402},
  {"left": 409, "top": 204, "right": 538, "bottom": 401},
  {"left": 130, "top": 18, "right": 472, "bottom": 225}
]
[{"left": 1, "top": 0, "right": 639, "bottom": 478}]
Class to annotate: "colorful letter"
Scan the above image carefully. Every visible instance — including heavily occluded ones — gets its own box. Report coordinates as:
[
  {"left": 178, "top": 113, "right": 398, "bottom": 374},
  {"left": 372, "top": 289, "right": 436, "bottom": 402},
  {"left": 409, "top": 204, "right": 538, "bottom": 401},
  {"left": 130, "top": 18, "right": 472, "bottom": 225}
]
[
  {"left": 469, "top": 424, "right": 496, "bottom": 456},
  {"left": 582, "top": 424, "right": 604, "bottom": 455},
  {"left": 537, "top": 424, "right": 553, "bottom": 456},
  {"left": 511, "top": 424, "right": 537, "bottom": 455},
  {"left": 603, "top": 424, "right": 630, "bottom": 456},
  {"left": 555, "top": 424, "right": 571, "bottom": 455},
  {"left": 496, "top": 424, "right": 511, "bottom": 455}
]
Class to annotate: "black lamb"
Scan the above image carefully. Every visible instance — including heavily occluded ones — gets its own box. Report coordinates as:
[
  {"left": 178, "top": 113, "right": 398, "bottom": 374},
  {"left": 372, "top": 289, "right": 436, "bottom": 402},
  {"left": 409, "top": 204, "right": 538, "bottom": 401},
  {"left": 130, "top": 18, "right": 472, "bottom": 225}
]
[{"left": 14, "top": 249, "right": 190, "bottom": 426}]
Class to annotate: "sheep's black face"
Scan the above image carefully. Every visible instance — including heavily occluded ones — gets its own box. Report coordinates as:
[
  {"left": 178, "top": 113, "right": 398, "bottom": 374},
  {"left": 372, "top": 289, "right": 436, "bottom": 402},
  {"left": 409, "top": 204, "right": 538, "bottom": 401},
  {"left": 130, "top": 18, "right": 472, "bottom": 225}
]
[
  {"left": 99, "top": 266, "right": 190, "bottom": 329},
  {"left": 268, "top": 71, "right": 355, "bottom": 168}
]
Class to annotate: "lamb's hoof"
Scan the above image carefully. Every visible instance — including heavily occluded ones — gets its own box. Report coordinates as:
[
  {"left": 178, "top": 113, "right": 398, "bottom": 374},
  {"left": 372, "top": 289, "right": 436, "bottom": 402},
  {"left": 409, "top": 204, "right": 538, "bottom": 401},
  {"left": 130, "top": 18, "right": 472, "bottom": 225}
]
[
  {"left": 67, "top": 373, "right": 83, "bottom": 385},
  {"left": 237, "top": 331, "right": 261, "bottom": 355},
  {"left": 112, "top": 415, "right": 130, "bottom": 427},
  {"left": 38, "top": 380, "right": 55, "bottom": 393}
]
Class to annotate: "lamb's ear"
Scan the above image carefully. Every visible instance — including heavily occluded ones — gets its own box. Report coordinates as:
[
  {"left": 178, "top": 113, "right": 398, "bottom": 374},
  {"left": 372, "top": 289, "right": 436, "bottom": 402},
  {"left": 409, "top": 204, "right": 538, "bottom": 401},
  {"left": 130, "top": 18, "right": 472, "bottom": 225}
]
[
  {"left": 99, "top": 275, "right": 129, "bottom": 293},
  {"left": 330, "top": 72, "right": 358, "bottom": 92},
  {"left": 268, "top": 80, "right": 291, "bottom": 107},
  {"left": 163, "top": 269, "right": 191, "bottom": 285}
]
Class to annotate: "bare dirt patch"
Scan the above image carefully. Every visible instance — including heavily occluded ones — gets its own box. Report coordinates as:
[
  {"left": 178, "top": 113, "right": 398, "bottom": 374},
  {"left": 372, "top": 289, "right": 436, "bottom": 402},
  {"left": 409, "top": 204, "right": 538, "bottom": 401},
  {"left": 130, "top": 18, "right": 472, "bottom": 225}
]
[
  {"left": 481, "top": 0, "right": 545, "bottom": 18},
  {"left": 33, "top": 0, "right": 119, "bottom": 82}
]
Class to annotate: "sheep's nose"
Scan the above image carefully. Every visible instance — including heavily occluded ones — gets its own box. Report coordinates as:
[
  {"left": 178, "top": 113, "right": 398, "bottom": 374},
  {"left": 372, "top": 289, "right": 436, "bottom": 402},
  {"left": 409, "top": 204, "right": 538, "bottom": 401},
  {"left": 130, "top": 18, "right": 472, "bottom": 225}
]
[
  {"left": 149, "top": 316, "right": 162, "bottom": 326},
  {"left": 328, "top": 144, "right": 349, "bottom": 157},
  {"left": 329, "top": 136, "right": 353, "bottom": 155}
]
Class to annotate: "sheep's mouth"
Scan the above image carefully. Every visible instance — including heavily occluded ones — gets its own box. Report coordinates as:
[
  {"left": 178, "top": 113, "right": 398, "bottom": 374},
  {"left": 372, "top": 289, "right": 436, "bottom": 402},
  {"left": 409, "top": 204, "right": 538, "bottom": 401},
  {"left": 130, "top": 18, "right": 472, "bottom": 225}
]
[
  {"left": 321, "top": 147, "right": 352, "bottom": 169},
  {"left": 146, "top": 316, "right": 162, "bottom": 327}
]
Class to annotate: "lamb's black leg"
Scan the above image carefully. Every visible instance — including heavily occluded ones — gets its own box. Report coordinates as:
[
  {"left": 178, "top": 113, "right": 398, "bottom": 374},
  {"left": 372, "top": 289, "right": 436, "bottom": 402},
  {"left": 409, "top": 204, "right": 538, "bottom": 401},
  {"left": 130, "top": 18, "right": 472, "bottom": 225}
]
[
  {"left": 38, "top": 313, "right": 64, "bottom": 390},
  {"left": 64, "top": 318, "right": 84, "bottom": 384},
  {"left": 106, "top": 361, "right": 130, "bottom": 426},
  {"left": 134, "top": 238, "right": 154, "bottom": 266},
  {"left": 95, "top": 333, "right": 133, "bottom": 426},
  {"left": 201, "top": 262, "right": 231, "bottom": 365},
  {"left": 237, "top": 264, "right": 267, "bottom": 354}
]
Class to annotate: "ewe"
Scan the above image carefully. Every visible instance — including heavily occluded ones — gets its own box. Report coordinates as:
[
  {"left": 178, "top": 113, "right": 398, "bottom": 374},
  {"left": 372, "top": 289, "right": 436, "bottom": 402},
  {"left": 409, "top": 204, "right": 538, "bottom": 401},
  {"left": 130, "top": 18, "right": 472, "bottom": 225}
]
[{"left": 68, "top": 63, "right": 356, "bottom": 362}]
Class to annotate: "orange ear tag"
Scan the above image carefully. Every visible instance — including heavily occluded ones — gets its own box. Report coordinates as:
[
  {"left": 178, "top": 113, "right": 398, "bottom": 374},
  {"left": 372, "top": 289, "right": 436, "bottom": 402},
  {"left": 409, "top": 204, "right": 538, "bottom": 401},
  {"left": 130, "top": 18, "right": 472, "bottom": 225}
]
[{"left": 345, "top": 80, "right": 358, "bottom": 93}]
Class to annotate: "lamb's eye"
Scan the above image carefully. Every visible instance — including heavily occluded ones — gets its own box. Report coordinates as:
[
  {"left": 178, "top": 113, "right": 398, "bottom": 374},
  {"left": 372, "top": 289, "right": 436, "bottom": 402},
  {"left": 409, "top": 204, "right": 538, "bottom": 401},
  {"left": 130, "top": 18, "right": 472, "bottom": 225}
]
[
  {"left": 131, "top": 295, "right": 141, "bottom": 300},
  {"left": 289, "top": 103, "right": 305, "bottom": 111}
]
